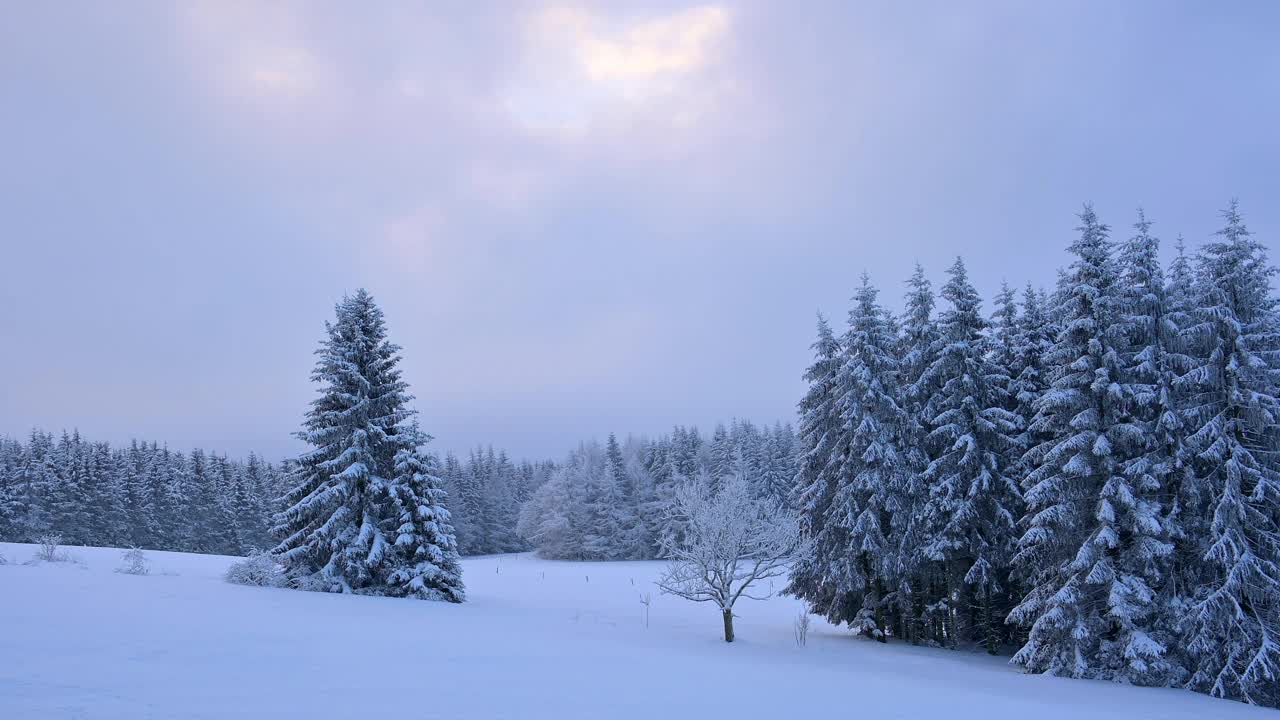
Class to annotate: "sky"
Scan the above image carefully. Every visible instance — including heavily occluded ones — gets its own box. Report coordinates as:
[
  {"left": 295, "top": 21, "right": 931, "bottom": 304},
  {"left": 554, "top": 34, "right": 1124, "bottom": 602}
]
[{"left": 2, "top": 1, "right": 1278, "bottom": 462}]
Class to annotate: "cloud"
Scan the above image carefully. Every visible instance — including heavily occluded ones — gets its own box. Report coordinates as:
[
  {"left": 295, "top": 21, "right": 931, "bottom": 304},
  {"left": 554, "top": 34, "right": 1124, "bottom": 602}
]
[
  {"left": 177, "top": 2, "right": 335, "bottom": 106},
  {"left": 381, "top": 205, "right": 447, "bottom": 272},
  {"left": 245, "top": 47, "right": 326, "bottom": 99},
  {"left": 503, "top": 4, "right": 733, "bottom": 134},
  {"left": 168, "top": 1, "right": 783, "bottom": 278},
  {"left": 566, "top": 5, "right": 729, "bottom": 84}
]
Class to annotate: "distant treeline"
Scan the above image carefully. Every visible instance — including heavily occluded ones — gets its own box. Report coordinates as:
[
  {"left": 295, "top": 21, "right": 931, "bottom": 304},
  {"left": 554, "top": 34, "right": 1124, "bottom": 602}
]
[{"left": 0, "top": 430, "right": 284, "bottom": 554}]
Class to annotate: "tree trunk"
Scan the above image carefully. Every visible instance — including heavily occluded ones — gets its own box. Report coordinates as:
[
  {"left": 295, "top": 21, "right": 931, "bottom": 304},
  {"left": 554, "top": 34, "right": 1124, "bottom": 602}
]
[{"left": 722, "top": 607, "right": 735, "bottom": 643}]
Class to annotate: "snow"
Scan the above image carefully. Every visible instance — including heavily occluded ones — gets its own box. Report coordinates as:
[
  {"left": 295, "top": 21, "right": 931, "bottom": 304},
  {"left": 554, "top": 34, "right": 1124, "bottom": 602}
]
[{"left": 0, "top": 543, "right": 1270, "bottom": 720}]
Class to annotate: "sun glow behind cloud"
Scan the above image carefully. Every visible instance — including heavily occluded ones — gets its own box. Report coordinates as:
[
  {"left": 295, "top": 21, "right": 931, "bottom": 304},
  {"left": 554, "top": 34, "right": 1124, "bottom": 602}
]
[
  {"left": 503, "top": 5, "right": 731, "bottom": 134},
  {"left": 170, "top": 1, "right": 764, "bottom": 273}
]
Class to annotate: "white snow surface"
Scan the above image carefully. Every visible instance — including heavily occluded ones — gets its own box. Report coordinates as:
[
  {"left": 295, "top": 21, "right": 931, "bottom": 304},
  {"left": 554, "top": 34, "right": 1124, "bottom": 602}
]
[{"left": 0, "top": 543, "right": 1270, "bottom": 720}]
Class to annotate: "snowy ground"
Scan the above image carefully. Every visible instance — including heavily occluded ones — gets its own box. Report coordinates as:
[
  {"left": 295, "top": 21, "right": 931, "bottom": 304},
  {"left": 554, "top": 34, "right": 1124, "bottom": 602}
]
[{"left": 0, "top": 543, "right": 1271, "bottom": 720}]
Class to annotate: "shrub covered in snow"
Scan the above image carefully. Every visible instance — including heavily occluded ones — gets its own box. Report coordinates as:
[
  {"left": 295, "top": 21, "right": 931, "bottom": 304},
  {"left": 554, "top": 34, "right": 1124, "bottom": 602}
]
[
  {"left": 225, "top": 550, "right": 288, "bottom": 588},
  {"left": 116, "top": 548, "right": 150, "bottom": 575},
  {"left": 34, "top": 534, "right": 68, "bottom": 562}
]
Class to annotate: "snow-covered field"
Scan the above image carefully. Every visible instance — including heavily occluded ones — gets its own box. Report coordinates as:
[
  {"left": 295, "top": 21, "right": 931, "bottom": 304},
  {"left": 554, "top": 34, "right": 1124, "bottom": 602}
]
[{"left": 0, "top": 543, "right": 1270, "bottom": 720}]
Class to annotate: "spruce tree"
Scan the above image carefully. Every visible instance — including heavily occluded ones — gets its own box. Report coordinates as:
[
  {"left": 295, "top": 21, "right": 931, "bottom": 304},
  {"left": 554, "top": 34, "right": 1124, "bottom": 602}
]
[
  {"left": 0, "top": 438, "right": 20, "bottom": 541},
  {"left": 606, "top": 432, "right": 644, "bottom": 558},
  {"left": 1181, "top": 202, "right": 1280, "bottom": 706},
  {"left": 757, "top": 422, "right": 798, "bottom": 509},
  {"left": 1008, "top": 285, "right": 1054, "bottom": 478},
  {"left": 91, "top": 442, "right": 131, "bottom": 547},
  {"left": 438, "top": 452, "right": 475, "bottom": 554},
  {"left": 273, "top": 289, "right": 463, "bottom": 601},
  {"left": 990, "top": 281, "right": 1020, "bottom": 415},
  {"left": 708, "top": 423, "right": 734, "bottom": 482},
  {"left": 1010, "top": 206, "right": 1151, "bottom": 678},
  {"left": 188, "top": 449, "right": 224, "bottom": 553},
  {"left": 123, "top": 440, "right": 154, "bottom": 548},
  {"left": 894, "top": 262, "right": 941, "bottom": 643},
  {"left": 831, "top": 276, "right": 910, "bottom": 638},
  {"left": 918, "top": 258, "right": 1022, "bottom": 652},
  {"left": 387, "top": 445, "right": 465, "bottom": 601},
  {"left": 233, "top": 453, "right": 271, "bottom": 552},
  {"left": 1104, "top": 208, "right": 1179, "bottom": 683},
  {"left": 788, "top": 315, "right": 850, "bottom": 621},
  {"left": 1163, "top": 236, "right": 1205, "bottom": 618}
]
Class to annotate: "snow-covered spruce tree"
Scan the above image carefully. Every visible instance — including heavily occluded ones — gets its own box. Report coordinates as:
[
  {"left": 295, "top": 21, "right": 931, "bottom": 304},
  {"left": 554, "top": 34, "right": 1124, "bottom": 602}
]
[
  {"left": 579, "top": 444, "right": 622, "bottom": 560},
  {"left": 606, "top": 433, "right": 646, "bottom": 559},
  {"left": 386, "top": 447, "right": 464, "bottom": 601},
  {"left": 833, "top": 276, "right": 910, "bottom": 639},
  {"left": 272, "top": 289, "right": 463, "bottom": 602},
  {"left": 640, "top": 435, "right": 676, "bottom": 557},
  {"left": 1180, "top": 202, "right": 1280, "bottom": 707},
  {"left": 709, "top": 423, "right": 734, "bottom": 483},
  {"left": 187, "top": 449, "right": 221, "bottom": 553},
  {"left": 1009, "top": 206, "right": 1162, "bottom": 680},
  {"left": 196, "top": 452, "right": 238, "bottom": 554},
  {"left": 787, "top": 315, "right": 853, "bottom": 623},
  {"left": 232, "top": 453, "right": 271, "bottom": 552},
  {"left": 671, "top": 426, "right": 704, "bottom": 481},
  {"left": 917, "top": 258, "right": 1022, "bottom": 653},
  {"left": 438, "top": 452, "right": 477, "bottom": 553},
  {"left": 990, "top": 281, "right": 1020, "bottom": 415},
  {"left": 730, "top": 419, "right": 767, "bottom": 490},
  {"left": 0, "top": 438, "right": 21, "bottom": 541},
  {"left": 1109, "top": 209, "right": 1186, "bottom": 684},
  {"left": 1008, "top": 285, "right": 1054, "bottom": 480},
  {"left": 483, "top": 448, "right": 524, "bottom": 554},
  {"left": 654, "top": 427, "right": 704, "bottom": 555},
  {"left": 460, "top": 450, "right": 494, "bottom": 554},
  {"left": 47, "top": 431, "right": 92, "bottom": 544},
  {"left": 517, "top": 460, "right": 581, "bottom": 559},
  {"left": 132, "top": 440, "right": 163, "bottom": 545},
  {"left": 892, "top": 262, "right": 942, "bottom": 643},
  {"left": 1002, "top": 284, "right": 1056, "bottom": 652},
  {"left": 91, "top": 441, "right": 131, "bottom": 548},
  {"left": 1162, "top": 236, "right": 1207, "bottom": 621},
  {"left": 790, "top": 278, "right": 911, "bottom": 640},
  {"left": 758, "top": 422, "right": 799, "bottom": 510}
]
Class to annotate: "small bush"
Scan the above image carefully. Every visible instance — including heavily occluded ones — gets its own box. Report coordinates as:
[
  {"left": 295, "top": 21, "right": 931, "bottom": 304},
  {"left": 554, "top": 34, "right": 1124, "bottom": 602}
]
[
  {"left": 116, "top": 548, "right": 150, "bottom": 575},
  {"left": 794, "top": 611, "right": 812, "bottom": 647},
  {"left": 225, "top": 549, "right": 288, "bottom": 588},
  {"left": 34, "top": 533, "right": 67, "bottom": 562}
]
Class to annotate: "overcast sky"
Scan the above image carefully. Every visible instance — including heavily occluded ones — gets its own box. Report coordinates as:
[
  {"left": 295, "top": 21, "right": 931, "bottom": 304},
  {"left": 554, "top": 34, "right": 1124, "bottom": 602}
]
[{"left": 2, "top": 1, "right": 1277, "bottom": 462}]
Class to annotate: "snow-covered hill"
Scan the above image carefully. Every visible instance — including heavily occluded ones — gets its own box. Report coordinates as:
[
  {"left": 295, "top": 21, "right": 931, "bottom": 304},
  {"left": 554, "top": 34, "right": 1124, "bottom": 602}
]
[{"left": 0, "top": 543, "right": 1269, "bottom": 720}]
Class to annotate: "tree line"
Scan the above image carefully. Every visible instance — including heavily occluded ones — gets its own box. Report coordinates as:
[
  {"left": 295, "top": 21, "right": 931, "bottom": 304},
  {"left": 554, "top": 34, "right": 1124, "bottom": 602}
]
[
  {"left": 517, "top": 420, "right": 797, "bottom": 561},
  {"left": 438, "top": 448, "right": 554, "bottom": 556},
  {"left": 0, "top": 431, "right": 284, "bottom": 555},
  {"left": 0, "top": 419, "right": 798, "bottom": 566},
  {"left": 788, "top": 202, "right": 1279, "bottom": 707}
]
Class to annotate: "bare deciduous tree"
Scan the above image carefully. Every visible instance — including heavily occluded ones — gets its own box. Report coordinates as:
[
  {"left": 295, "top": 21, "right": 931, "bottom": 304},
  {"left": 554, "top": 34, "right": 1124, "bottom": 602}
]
[{"left": 656, "top": 474, "right": 802, "bottom": 642}]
